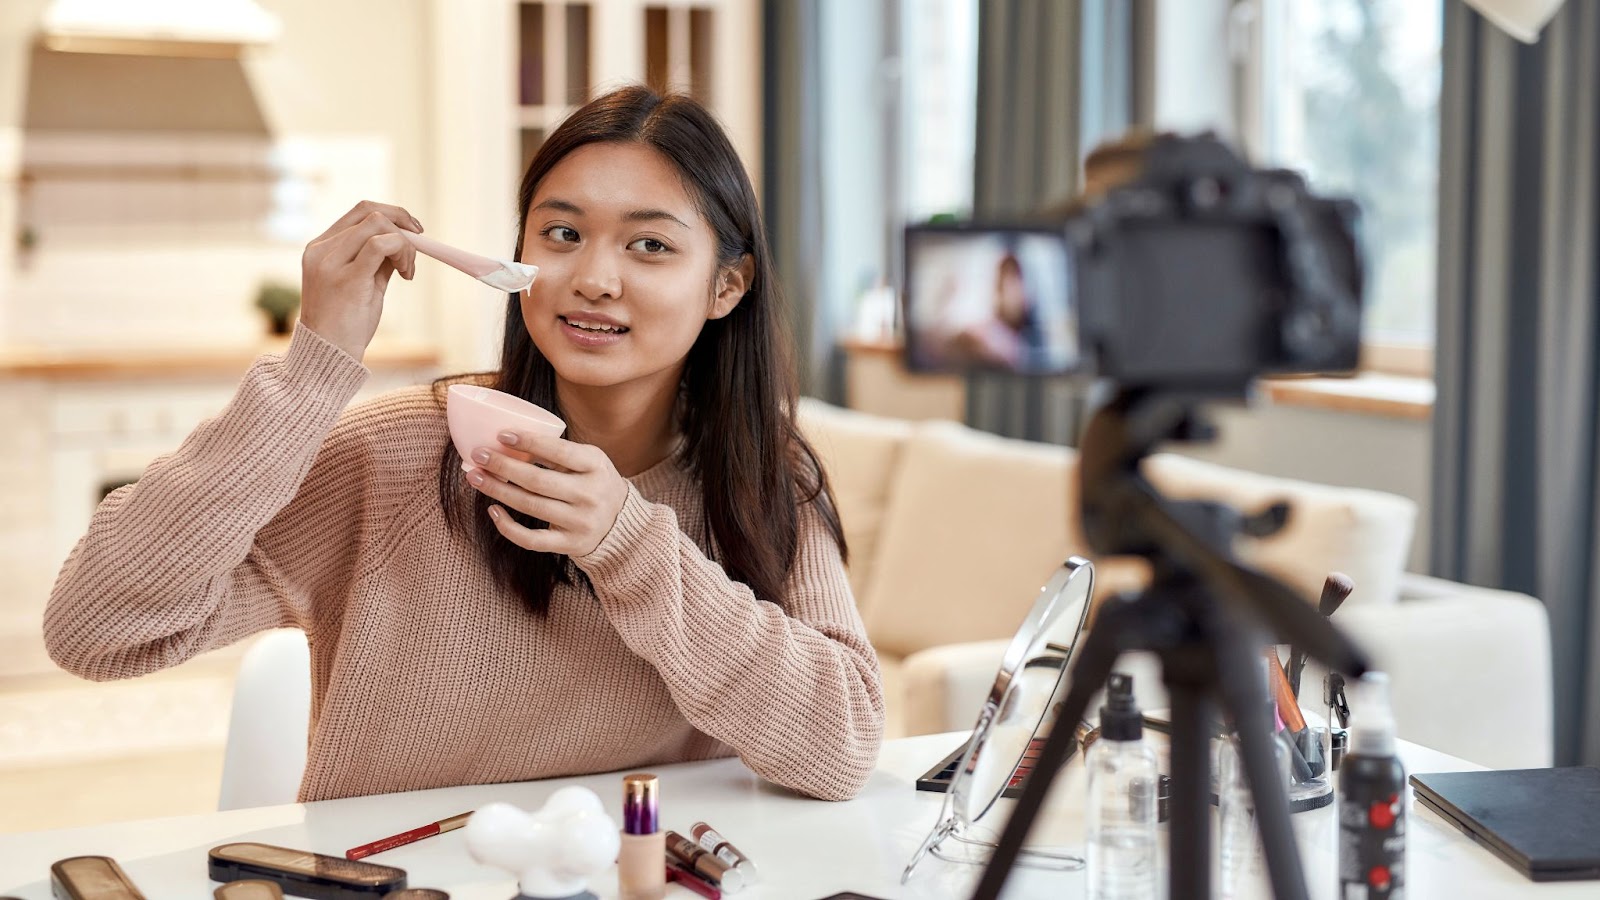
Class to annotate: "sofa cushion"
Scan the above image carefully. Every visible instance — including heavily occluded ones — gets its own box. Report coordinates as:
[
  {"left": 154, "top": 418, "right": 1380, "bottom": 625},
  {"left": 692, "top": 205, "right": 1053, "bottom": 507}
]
[
  {"left": 1142, "top": 452, "right": 1417, "bottom": 608},
  {"left": 878, "top": 653, "right": 906, "bottom": 740},
  {"left": 861, "top": 420, "right": 1085, "bottom": 659},
  {"left": 796, "top": 399, "right": 914, "bottom": 609},
  {"left": 810, "top": 399, "right": 1416, "bottom": 659},
  {"left": 899, "top": 639, "right": 1010, "bottom": 737}
]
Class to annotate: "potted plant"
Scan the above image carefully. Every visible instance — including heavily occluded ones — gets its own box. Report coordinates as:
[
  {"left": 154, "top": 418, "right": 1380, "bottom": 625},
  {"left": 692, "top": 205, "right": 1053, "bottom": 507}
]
[{"left": 254, "top": 280, "right": 301, "bottom": 336}]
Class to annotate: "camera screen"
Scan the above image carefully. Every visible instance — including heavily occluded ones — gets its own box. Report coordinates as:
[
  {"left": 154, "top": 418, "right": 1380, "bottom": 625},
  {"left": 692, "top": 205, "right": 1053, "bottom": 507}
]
[{"left": 902, "top": 225, "right": 1080, "bottom": 375}]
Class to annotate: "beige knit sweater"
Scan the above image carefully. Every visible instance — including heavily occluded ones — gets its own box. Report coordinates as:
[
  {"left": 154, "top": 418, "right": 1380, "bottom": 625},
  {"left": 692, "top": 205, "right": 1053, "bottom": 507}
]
[{"left": 43, "top": 324, "right": 885, "bottom": 802}]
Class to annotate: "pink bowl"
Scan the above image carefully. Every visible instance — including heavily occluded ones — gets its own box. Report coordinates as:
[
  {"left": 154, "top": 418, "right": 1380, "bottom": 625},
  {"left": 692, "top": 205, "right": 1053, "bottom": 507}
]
[{"left": 447, "top": 384, "right": 565, "bottom": 470}]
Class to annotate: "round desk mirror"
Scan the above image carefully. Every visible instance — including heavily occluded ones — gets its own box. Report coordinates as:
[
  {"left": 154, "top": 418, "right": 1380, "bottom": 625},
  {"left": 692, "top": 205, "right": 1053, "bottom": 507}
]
[{"left": 902, "top": 556, "right": 1096, "bottom": 882}]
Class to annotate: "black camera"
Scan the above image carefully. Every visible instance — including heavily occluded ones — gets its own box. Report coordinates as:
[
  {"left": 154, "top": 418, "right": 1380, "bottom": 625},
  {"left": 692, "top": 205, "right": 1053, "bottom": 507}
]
[{"left": 902, "top": 133, "right": 1364, "bottom": 392}]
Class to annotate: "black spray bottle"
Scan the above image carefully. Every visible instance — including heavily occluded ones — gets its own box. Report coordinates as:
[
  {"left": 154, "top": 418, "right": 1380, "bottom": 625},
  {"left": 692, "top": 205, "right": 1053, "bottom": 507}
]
[{"left": 1337, "top": 671, "right": 1406, "bottom": 899}]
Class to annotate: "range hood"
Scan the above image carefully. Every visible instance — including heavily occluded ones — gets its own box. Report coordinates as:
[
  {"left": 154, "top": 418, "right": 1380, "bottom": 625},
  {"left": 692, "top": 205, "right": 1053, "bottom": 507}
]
[{"left": 40, "top": 0, "right": 282, "bottom": 58}]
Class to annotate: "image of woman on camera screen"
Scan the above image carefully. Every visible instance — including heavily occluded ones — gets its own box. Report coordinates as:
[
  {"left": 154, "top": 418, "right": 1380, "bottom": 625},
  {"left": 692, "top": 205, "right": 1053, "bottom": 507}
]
[{"left": 917, "top": 235, "right": 1074, "bottom": 374}]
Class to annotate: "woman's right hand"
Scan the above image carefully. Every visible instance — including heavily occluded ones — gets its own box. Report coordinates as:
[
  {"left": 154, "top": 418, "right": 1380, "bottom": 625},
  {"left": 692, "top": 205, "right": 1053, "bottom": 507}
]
[{"left": 299, "top": 201, "right": 424, "bottom": 361}]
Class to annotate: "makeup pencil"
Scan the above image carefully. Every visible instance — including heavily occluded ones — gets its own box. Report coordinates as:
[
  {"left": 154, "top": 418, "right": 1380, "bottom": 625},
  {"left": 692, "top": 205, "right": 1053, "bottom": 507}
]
[{"left": 345, "top": 812, "right": 472, "bottom": 860}]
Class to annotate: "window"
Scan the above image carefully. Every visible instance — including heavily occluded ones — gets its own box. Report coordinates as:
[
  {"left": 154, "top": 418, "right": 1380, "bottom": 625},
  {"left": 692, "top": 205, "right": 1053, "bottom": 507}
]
[
  {"left": 1252, "top": 0, "right": 1443, "bottom": 357},
  {"left": 822, "top": 0, "right": 978, "bottom": 347},
  {"left": 901, "top": 0, "right": 979, "bottom": 224}
]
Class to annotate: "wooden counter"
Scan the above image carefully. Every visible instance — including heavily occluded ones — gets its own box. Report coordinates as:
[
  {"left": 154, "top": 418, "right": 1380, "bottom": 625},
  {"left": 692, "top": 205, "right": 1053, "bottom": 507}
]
[{"left": 0, "top": 339, "right": 441, "bottom": 380}]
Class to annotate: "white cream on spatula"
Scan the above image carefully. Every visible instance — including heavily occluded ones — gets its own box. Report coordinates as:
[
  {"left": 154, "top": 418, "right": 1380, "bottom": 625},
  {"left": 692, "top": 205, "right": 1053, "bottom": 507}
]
[{"left": 402, "top": 231, "right": 539, "bottom": 293}]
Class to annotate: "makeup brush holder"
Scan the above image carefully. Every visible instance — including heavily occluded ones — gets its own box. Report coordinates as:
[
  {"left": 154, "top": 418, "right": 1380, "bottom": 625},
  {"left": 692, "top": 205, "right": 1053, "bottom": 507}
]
[
  {"left": 1208, "top": 711, "right": 1334, "bottom": 814},
  {"left": 1288, "top": 717, "right": 1335, "bottom": 813},
  {"left": 463, "top": 789, "right": 620, "bottom": 900}
]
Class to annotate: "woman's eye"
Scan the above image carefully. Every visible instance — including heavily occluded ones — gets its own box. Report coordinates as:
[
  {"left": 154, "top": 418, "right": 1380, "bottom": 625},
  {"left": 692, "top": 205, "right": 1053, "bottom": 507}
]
[
  {"left": 628, "top": 237, "right": 669, "bottom": 254},
  {"left": 542, "top": 225, "right": 579, "bottom": 243}
]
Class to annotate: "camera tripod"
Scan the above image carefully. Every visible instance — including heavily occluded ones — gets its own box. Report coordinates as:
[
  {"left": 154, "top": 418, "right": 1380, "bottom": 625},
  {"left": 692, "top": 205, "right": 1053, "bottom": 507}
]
[{"left": 970, "top": 388, "right": 1371, "bottom": 900}]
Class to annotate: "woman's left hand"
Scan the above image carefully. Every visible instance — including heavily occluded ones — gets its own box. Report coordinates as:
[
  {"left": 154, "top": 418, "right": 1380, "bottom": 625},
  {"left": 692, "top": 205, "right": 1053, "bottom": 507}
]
[{"left": 465, "top": 431, "right": 629, "bottom": 558}]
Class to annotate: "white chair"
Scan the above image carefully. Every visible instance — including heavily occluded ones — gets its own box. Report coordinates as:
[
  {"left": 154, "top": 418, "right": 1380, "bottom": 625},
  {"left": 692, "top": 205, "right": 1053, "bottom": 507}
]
[{"left": 218, "top": 628, "right": 312, "bottom": 810}]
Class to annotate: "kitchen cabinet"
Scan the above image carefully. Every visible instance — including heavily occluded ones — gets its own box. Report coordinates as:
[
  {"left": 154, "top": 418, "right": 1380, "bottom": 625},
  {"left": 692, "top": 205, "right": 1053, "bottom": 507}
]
[{"left": 0, "top": 343, "right": 439, "bottom": 680}]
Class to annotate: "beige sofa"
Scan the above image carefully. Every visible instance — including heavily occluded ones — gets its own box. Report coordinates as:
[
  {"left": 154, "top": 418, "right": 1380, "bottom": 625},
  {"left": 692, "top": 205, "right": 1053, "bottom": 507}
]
[{"left": 796, "top": 399, "right": 1553, "bottom": 770}]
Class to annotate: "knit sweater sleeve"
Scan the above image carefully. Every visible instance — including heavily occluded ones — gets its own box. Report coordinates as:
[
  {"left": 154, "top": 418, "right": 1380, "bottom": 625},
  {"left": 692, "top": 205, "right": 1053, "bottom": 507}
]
[
  {"left": 574, "top": 486, "right": 886, "bottom": 801},
  {"left": 43, "top": 323, "right": 374, "bottom": 681}
]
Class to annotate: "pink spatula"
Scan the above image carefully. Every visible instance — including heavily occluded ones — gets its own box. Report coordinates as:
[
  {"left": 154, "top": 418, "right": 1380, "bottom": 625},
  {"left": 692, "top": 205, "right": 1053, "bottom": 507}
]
[{"left": 403, "top": 232, "right": 538, "bottom": 293}]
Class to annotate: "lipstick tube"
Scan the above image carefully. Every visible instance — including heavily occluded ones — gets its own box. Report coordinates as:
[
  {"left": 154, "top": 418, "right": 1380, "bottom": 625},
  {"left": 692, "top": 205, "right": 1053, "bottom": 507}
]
[
  {"left": 665, "top": 831, "right": 745, "bottom": 893},
  {"left": 690, "top": 822, "right": 758, "bottom": 883}
]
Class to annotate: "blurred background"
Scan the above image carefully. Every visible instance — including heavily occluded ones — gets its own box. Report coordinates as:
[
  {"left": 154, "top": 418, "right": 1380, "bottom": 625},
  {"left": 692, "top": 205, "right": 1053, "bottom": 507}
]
[{"left": 0, "top": 0, "right": 1578, "bottom": 832}]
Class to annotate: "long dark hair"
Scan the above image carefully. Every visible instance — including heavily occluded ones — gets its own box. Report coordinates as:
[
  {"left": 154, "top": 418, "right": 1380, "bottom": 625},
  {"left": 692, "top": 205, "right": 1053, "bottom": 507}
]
[{"left": 435, "top": 85, "right": 847, "bottom": 616}]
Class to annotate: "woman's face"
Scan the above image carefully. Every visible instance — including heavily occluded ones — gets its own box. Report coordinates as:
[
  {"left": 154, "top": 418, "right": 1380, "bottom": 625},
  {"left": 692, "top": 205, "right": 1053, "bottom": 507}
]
[
  {"left": 518, "top": 141, "right": 743, "bottom": 395},
  {"left": 994, "top": 256, "right": 1028, "bottom": 327}
]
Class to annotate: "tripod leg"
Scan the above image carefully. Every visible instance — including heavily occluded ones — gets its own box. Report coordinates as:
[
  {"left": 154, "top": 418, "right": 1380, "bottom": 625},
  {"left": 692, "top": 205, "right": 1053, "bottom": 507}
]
[
  {"left": 1166, "top": 672, "right": 1213, "bottom": 900},
  {"left": 968, "top": 594, "right": 1143, "bottom": 900},
  {"left": 1211, "top": 615, "right": 1309, "bottom": 900}
]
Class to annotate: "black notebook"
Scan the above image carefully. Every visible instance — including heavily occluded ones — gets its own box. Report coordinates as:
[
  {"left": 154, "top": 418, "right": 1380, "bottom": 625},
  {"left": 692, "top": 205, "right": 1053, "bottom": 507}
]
[{"left": 1410, "top": 767, "right": 1600, "bottom": 882}]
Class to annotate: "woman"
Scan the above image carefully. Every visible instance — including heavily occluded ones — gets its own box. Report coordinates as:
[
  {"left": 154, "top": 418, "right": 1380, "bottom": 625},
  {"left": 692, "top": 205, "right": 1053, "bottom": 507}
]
[{"left": 43, "top": 86, "right": 883, "bottom": 803}]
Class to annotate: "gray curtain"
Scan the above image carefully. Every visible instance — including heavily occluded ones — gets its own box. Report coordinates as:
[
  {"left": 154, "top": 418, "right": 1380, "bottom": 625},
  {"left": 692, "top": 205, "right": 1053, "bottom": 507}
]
[
  {"left": 968, "top": 0, "right": 1139, "bottom": 443},
  {"left": 762, "top": 0, "right": 837, "bottom": 401},
  {"left": 1431, "top": 0, "right": 1600, "bottom": 766}
]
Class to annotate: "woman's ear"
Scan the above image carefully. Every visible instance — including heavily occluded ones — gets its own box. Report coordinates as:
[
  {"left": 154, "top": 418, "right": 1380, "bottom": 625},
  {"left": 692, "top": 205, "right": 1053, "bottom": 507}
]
[{"left": 709, "top": 254, "right": 755, "bottom": 320}]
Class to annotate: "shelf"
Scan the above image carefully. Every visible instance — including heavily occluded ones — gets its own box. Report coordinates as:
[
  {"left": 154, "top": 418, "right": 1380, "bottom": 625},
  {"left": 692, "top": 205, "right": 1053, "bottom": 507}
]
[
  {"left": 1260, "top": 374, "right": 1434, "bottom": 420},
  {"left": 839, "top": 339, "right": 1434, "bottom": 421},
  {"left": 838, "top": 336, "right": 905, "bottom": 357},
  {"left": 12, "top": 163, "right": 293, "bottom": 184}
]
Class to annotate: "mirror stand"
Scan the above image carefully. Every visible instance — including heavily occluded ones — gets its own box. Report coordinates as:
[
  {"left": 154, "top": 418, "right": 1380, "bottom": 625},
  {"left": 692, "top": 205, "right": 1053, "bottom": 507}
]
[{"left": 901, "top": 558, "right": 1096, "bottom": 884}]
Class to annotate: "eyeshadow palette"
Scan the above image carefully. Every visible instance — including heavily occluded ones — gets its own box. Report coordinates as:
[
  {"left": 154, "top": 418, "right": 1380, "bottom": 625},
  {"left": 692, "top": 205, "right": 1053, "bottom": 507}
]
[
  {"left": 916, "top": 725, "right": 1172, "bottom": 819},
  {"left": 915, "top": 737, "right": 1059, "bottom": 799}
]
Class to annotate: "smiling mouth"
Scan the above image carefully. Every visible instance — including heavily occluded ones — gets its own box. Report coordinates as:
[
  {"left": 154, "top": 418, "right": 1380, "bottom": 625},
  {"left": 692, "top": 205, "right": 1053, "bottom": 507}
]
[{"left": 559, "top": 316, "right": 630, "bottom": 334}]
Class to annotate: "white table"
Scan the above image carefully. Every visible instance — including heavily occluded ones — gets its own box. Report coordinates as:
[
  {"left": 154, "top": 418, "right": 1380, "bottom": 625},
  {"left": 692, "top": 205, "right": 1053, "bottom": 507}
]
[{"left": 0, "top": 733, "right": 1585, "bottom": 899}]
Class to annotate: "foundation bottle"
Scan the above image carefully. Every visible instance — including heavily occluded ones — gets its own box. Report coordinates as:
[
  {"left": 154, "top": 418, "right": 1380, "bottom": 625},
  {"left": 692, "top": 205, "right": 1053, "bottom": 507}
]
[{"left": 618, "top": 773, "right": 665, "bottom": 900}]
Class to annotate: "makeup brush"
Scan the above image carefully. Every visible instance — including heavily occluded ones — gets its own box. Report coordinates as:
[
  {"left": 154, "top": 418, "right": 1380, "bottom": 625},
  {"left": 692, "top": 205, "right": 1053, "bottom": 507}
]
[
  {"left": 1265, "top": 648, "right": 1316, "bottom": 783},
  {"left": 402, "top": 232, "right": 538, "bottom": 293},
  {"left": 1287, "top": 573, "right": 1355, "bottom": 698}
]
